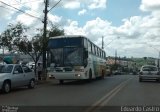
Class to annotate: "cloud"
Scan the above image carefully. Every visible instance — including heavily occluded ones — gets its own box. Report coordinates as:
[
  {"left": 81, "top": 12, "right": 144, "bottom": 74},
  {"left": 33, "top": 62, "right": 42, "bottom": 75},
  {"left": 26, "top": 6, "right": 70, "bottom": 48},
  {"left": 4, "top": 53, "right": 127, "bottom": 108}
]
[
  {"left": 48, "top": 13, "right": 62, "bottom": 24},
  {"left": 113, "top": 16, "right": 143, "bottom": 39},
  {"left": 88, "top": 0, "right": 107, "bottom": 10},
  {"left": 1, "top": 0, "right": 160, "bottom": 58},
  {"left": 84, "top": 17, "right": 113, "bottom": 42},
  {"left": 64, "top": 20, "right": 86, "bottom": 35},
  {"left": 63, "top": 17, "right": 115, "bottom": 49},
  {"left": 63, "top": 1, "right": 80, "bottom": 9},
  {"left": 140, "top": 0, "right": 160, "bottom": 12},
  {"left": 78, "top": 9, "right": 87, "bottom": 16},
  {"left": 16, "top": 10, "right": 41, "bottom": 26},
  {"left": 64, "top": 14, "right": 160, "bottom": 57},
  {"left": 49, "top": 0, "right": 107, "bottom": 10},
  {"left": 0, "top": 0, "right": 22, "bottom": 19}
]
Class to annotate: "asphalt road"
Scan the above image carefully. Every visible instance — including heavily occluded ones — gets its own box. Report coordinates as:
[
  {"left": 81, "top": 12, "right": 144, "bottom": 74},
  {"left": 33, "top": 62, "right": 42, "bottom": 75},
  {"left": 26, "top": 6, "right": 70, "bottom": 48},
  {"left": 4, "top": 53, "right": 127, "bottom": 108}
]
[{"left": 0, "top": 74, "right": 160, "bottom": 112}]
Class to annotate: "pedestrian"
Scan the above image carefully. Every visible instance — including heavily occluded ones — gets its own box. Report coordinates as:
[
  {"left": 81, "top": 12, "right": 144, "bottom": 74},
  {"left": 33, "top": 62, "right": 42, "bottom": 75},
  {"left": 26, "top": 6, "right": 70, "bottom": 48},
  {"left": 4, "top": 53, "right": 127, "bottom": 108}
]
[{"left": 37, "top": 63, "right": 42, "bottom": 80}]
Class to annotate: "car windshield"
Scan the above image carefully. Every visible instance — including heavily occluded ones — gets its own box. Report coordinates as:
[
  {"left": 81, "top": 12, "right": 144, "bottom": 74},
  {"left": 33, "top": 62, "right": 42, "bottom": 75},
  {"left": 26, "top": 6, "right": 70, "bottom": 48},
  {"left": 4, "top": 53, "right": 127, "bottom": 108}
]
[
  {"left": 0, "top": 65, "right": 13, "bottom": 73},
  {"left": 142, "top": 66, "right": 157, "bottom": 71}
]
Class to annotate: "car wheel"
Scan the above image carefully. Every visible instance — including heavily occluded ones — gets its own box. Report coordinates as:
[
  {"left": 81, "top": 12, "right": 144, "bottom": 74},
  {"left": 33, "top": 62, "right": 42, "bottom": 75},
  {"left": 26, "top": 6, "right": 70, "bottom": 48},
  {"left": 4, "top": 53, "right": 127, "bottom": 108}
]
[
  {"left": 2, "top": 81, "right": 11, "bottom": 93},
  {"left": 28, "top": 79, "right": 35, "bottom": 89}
]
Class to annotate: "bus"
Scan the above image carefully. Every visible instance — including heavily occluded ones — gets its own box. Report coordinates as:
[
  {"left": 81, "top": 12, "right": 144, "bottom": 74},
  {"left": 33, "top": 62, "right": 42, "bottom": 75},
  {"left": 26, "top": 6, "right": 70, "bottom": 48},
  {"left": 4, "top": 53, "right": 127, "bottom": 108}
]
[{"left": 47, "top": 35, "right": 106, "bottom": 84}]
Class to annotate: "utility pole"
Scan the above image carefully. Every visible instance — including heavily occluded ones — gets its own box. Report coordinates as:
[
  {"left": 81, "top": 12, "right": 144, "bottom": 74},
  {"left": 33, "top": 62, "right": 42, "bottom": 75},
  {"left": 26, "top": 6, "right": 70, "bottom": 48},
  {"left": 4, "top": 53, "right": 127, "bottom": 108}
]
[
  {"left": 102, "top": 36, "right": 104, "bottom": 49},
  {"left": 42, "top": 0, "right": 49, "bottom": 80},
  {"left": 158, "top": 51, "right": 160, "bottom": 69},
  {"left": 115, "top": 49, "right": 117, "bottom": 69}
]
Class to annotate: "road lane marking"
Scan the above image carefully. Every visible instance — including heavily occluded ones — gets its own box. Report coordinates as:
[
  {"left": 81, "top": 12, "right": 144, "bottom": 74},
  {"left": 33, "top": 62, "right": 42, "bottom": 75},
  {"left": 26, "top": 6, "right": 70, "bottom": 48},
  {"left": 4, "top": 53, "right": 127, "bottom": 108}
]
[{"left": 85, "top": 77, "right": 133, "bottom": 112}]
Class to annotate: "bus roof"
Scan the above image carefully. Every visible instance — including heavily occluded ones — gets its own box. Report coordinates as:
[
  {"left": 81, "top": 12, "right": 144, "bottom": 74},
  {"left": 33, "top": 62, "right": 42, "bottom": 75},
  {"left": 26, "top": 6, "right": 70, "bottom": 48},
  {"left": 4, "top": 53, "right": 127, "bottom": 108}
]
[
  {"left": 49, "top": 35, "right": 105, "bottom": 52},
  {"left": 50, "top": 35, "right": 87, "bottom": 39}
]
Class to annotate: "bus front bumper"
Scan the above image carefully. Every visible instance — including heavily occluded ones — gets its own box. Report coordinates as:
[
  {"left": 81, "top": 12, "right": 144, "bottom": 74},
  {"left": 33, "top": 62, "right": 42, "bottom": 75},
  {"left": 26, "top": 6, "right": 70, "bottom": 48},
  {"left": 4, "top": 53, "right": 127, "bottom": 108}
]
[{"left": 53, "top": 72, "right": 88, "bottom": 80}]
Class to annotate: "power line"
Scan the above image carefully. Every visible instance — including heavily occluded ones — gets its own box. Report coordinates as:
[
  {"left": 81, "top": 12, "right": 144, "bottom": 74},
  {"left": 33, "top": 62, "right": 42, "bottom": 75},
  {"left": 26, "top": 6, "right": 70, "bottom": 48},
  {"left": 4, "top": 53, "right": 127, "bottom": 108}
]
[
  {"left": 9, "top": 0, "right": 44, "bottom": 17},
  {"left": 11, "top": 0, "right": 43, "bottom": 6},
  {"left": 13, "top": 0, "right": 20, "bottom": 4},
  {"left": 0, "top": 5, "right": 12, "bottom": 11},
  {"left": 105, "top": 37, "right": 120, "bottom": 47},
  {"left": 0, "top": 1, "right": 42, "bottom": 21},
  {"left": 48, "top": 0, "right": 62, "bottom": 12}
]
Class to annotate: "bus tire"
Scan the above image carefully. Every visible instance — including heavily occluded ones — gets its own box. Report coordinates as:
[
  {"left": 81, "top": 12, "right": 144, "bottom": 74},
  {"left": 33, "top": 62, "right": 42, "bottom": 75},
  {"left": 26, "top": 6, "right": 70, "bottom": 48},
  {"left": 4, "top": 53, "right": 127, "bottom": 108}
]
[
  {"left": 101, "top": 70, "right": 105, "bottom": 79},
  {"left": 59, "top": 80, "right": 64, "bottom": 84},
  {"left": 88, "top": 69, "right": 92, "bottom": 81}
]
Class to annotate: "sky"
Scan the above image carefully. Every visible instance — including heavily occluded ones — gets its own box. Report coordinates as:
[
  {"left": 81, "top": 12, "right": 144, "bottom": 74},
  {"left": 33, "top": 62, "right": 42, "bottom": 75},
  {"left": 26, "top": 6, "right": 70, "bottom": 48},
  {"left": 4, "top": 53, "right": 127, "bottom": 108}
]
[{"left": 0, "top": 0, "right": 160, "bottom": 58}]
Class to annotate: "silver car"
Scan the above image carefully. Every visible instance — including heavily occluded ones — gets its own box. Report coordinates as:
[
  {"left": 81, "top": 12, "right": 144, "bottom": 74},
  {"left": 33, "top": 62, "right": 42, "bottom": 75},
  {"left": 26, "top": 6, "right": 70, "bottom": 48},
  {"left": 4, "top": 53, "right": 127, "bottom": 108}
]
[
  {"left": 0, "top": 64, "right": 36, "bottom": 93},
  {"left": 139, "top": 65, "right": 160, "bottom": 82}
]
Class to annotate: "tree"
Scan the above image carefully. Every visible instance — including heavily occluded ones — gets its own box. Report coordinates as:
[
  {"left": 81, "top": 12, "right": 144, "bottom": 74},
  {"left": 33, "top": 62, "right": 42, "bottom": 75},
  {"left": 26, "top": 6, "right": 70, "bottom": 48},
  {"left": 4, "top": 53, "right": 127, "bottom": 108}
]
[
  {"left": 0, "top": 22, "right": 64, "bottom": 78},
  {"left": 49, "top": 26, "right": 64, "bottom": 37},
  {"left": 143, "top": 57, "right": 147, "bottom": 64},
  {"left": 0, "top": 22, "right": 27, "bottom": 51}
]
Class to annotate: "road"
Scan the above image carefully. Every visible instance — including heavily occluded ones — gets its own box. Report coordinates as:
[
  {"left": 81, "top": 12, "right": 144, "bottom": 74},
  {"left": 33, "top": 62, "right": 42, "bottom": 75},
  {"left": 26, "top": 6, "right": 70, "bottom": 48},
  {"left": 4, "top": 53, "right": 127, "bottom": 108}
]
[{"left": 0, "top": 74, "right": 160, "bottom": 112}]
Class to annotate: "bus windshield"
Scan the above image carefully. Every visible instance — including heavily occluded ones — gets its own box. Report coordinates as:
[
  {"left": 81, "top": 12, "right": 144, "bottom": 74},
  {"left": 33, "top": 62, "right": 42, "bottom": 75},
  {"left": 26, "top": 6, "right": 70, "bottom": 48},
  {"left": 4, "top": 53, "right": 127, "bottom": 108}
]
[
  {"left": 64, "top": 47, "right": 83, "bottom": 66},
  {"left": 48, "top": 37, "right": 84, "bottom": 67},
  {"left": 50, "top": 47, "right": 83, "bottom": 67}
]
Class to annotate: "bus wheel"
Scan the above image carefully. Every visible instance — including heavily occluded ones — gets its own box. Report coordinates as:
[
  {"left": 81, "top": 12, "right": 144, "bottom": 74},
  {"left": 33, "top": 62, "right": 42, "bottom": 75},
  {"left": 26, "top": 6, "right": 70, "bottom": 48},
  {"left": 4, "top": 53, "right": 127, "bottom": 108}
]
[
  {"left": 101, "top": 70, "right": 105, "bottom": 79},
  {"left": 59, "top": 80, "right": 64, "bottom": 84},
  {"left": 89, "top": 69, "right": 92, "bottom": 81}
]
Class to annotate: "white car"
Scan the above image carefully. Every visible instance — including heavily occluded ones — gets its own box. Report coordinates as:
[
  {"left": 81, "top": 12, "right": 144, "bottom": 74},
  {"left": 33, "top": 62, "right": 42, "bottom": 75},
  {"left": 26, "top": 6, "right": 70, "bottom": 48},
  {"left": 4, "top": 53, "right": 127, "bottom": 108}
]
[
  {"left": 139, "top": 65, "right": 160, "bottom": 82},
  {"left": 47, "top": 67, "right": 55, "bottom": 79},
  {"left": 0, "top": 64, "right": 36, "bottom": 93}
]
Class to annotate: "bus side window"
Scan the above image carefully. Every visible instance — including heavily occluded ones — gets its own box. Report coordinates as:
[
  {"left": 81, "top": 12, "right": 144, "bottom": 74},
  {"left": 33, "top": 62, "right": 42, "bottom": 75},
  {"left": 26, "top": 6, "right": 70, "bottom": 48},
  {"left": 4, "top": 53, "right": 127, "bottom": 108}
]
[
  {"left": 103, "top": 51, "right": 105, "bottom": 58},
  {"left": 97, "top": 48, "right": 100, "bottom": 56},
  {"left": 94, "top": 45, "right": 96, "bottom": 55},
  {"left": 91, "top": 44, "right": 94, "bottom": 54},
  {"left": 100, "top": 51, "right": 102, "bottom": 57},
  {"left": 88, "top": 41, "right": 91, "bottom": 52},
  {"left": 84, "top": 38, "right": 88, "bottom": 49},
  {"left": 104, "top": 52, "right": 106, "bottom": 58}
]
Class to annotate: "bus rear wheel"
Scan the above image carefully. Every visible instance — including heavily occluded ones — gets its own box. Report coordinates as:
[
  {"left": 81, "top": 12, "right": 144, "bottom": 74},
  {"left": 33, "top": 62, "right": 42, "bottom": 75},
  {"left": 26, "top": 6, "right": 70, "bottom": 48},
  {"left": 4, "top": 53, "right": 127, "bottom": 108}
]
[
  {"left": 101, "top": 70, "right": 105, "bottom": 79},
  {"left": 59, "top": 80, "right": 64, "bottom": 84},
  {"left": 88, "top": 69, "right": 92, "bottom": 82}
]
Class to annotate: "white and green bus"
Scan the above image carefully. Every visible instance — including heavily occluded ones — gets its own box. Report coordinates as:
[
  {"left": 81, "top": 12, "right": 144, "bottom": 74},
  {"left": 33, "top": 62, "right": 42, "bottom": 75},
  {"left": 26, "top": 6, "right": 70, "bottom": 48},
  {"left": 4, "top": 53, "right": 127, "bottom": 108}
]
[{"left": 47, "top": 35, "right": 106, "bottom": 84}]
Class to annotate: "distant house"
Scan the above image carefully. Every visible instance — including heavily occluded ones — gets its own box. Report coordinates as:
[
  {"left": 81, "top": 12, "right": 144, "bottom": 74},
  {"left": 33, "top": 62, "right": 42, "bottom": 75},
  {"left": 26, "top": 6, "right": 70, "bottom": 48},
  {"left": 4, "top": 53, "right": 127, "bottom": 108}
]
[{"left": 106, "top": 56, "right": 137, "bottom": 72}]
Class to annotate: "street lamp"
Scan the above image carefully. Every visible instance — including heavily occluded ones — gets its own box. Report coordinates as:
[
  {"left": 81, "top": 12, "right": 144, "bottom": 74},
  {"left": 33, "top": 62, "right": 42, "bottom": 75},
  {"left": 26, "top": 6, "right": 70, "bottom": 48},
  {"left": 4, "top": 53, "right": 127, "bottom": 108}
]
[{"left": 105, "top": 36, "right": 120, "bottom": 47}]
